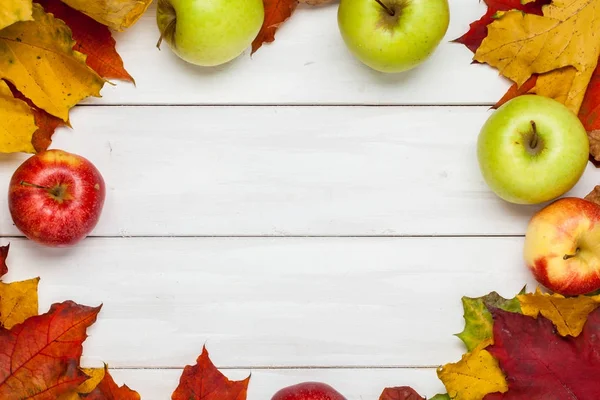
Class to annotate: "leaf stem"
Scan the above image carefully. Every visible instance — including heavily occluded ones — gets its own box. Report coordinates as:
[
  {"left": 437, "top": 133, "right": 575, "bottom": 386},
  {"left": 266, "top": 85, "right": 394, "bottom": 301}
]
[{"left": 374, "top": 0, "right": 395, "bottom": 15}]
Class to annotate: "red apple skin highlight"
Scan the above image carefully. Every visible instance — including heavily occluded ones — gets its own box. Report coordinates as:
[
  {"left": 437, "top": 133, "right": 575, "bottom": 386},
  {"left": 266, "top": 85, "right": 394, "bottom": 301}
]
[
  {"left": 524, "top": 197, "right": 600, "bottom": 295},
  {"left": 8, "top": 150, "right": 106, "bottom": 247},
  {"left": 271, "top": 382, "right": 347, "bottom": 400}
]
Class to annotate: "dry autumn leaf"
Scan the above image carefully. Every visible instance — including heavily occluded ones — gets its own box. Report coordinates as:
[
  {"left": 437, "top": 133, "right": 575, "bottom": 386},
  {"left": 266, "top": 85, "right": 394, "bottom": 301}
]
[
  {"left": 474, "top": 0, "right": 600, "bottom": 113},
  {"left": 585, "top": 185, "right": 600, "bottom": 205},
  {"left": 484, "top": 308, "right": 600, "bottom": 399},
  {"left": 83, "top": 366, "right": 141, "bottom": 400},
  {"left": 456, "top": 290, "right": 522, "bottom": 351},
  {"left": 579, "top": 63, "right": 600, "bottom": 131},
  {"left": 7, "top": 81, "right": 66, "bottom": 152},
  {"left": 58, "top": 367, "right": 106, "bottom": 400},
  {"left": 0, "top": 276, "right": 39, "bottom": 329},
  {"left": 518, "top": 288, "right": 600, "bottom": 336},
  {"left": 58, "top": 0, "right": 152, "bottom": 32},
  {"left": 0, "top": 301, "right": 102, "bottom": 399},
  {"left": 0, "top": 244, "right": 8, "bottom": 278},
  {"left": 37, "top": 0, "right": 134, "bottom": 82},
  {"left": 0, "top": 4, "right": 104, "bottom": 122},
  {"left": 437, "top": 340, "right": 508, "bottom": 400},
  {"left": 0, "top": 79, "right": 36, "bottom": 153},
  {"left": 0, "top": 0, "right": 32, "bottom": 30},
  {"left": 172, "top": 346, "right": 250, "bottom": 400},
  {"left": 453, "top": 0, "right": 548, "bottom": 53},
  {"left": 252, "top": 0, "right": 298, "bottom": 54}
]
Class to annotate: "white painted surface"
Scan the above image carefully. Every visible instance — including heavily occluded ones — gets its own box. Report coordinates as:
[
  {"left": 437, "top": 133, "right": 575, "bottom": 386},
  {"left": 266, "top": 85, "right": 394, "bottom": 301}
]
[
  {"left": 86, "top": 0, "right": 511, "bottom": 105},
  {"left": 4, "top": 1, "right": 599, "bottom": 398},
  {"left": 1, "top": 106, "right": 596, "bottom": 237},
  {"left": 4, "top": 237, "right": 534, "bottom": 370}
]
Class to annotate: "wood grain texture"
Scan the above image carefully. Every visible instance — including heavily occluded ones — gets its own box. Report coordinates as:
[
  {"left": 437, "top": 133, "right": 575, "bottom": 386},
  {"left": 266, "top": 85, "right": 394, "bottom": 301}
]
[
  {"left": 86, "top": 1, "right": 510, "bottom": 105},
  {"left": 2, "top": 237, "right": 535, "bottom": 368},
  {"left": 109, "top": 368, "right": 444, "bottom": 400},
  {"left": 1, "top": 105, "right": 593, "bottom": 237}
]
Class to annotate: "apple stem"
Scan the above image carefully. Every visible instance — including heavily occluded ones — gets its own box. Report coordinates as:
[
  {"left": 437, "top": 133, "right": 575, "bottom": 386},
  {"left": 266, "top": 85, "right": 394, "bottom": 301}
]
[
  {"left": 20, "top": 181, "right": 49, "bottom": 190},
  {"left": 529, "top": 121, "right": 539, "bottom": 149},
  {"left": 563, "top": 248, "right": 580, "bottom": 260},
  {"left": 374, "top": 0, "right": 395, "bottom": 15}
]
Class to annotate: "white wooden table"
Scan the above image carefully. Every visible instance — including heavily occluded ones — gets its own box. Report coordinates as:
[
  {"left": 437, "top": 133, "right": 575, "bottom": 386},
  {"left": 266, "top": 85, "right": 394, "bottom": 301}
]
[{"left": 4, "top": 1, "right": 599, "bottom": 398}]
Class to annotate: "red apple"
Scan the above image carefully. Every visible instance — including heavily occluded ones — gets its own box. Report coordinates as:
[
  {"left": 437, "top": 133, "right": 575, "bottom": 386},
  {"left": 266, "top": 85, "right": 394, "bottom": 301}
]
[
  {"left": 524, "top": 197, "right": 600, "bottom": 295},
  {"left": 8, "top": 149, "right": 106, "bottom": 247},
  {"left": 271, "top": 382, "right": 347, "bottom": 400}
]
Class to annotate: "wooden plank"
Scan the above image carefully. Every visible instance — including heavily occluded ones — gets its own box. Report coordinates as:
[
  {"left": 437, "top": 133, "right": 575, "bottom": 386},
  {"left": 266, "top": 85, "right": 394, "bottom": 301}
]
[
  {"left": 109, "top": 367, "right": 445, "bottom": 400},
  {"left": 3, "top": 237, "right": 535, "bottom": 368},
  {"left": 1, "top": 105, "right": 595, "bottom": 237},
  {"left": 88, "top": 1, "right": 510, "bottom": 105}
]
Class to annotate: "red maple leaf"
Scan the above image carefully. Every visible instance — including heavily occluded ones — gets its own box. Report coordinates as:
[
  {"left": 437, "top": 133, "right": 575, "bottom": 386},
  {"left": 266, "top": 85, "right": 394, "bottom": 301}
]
[
  {"left": 379, "top": 387, "right": 425, "bottom": 400},
  {"left": 252, "top": 0, "right": 298, "bottom": 54},
  {"left": 172, "top": 346, "right": 250, "bottom": 400},
  {"left": 579, "top": 64, "right": 600, "bottom": 131},
  {"left": 454, "top": 0, "right": 548, "bottom": 54},
  {"left": 84, "top": 366, "right": 141, "bottom": 400},
  {"left": 37, "top": 0, "right": 134, "bottom": 83},
  {"left": 483, "top": 308, "right": 600, "bottom": 399},
  {"left": 0, "top": 244, "right": 9, "bottom": 279},
  {"left": 0, "top": 301, "right": 101, "bottom": 399}
]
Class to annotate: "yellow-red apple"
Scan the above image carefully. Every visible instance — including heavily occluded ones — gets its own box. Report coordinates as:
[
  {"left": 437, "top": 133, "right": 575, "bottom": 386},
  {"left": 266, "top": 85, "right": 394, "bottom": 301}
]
[
  {"left": 8, "top": 149, "right": 106, "bottom": 247},
  {"left": 524, "top": 197, "right": 600, "bottom": 295}
]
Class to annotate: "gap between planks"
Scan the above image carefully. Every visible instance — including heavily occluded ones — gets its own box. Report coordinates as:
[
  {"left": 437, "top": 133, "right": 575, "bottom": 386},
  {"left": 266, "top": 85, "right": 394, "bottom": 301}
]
[
  {"left": 76, "top": 103, "right": 496, "bottom": 108},
  {"left": 109, "top": 365, "right": 441, "bottom": 371},
  {"left": 0, "top": 234, "right": 524, "bottom": 239}
]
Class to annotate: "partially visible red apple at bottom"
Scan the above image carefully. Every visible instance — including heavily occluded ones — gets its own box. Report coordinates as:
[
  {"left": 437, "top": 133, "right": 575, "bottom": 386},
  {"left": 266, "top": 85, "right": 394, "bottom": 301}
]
[
  {"left": 271, "top": 382, "right": 347, "bottom": 400},
  {"left": 8, "top": 149, "right": 106, "bottom": 247},
  {"left": 524, "top": 197, "right": 600, "bottom": 296}
]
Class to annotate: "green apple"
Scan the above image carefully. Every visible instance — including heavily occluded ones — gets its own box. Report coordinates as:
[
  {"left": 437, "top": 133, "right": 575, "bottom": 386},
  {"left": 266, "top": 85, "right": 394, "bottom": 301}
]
[
  {"left": 337, "top": 0, "right": 450, "bottom": 73},
  {"left": 156, "top": 0, "right": 264, "bottom": 66},
  {"left": 477, "top": 95, "right": 589, "bottom": 205}
]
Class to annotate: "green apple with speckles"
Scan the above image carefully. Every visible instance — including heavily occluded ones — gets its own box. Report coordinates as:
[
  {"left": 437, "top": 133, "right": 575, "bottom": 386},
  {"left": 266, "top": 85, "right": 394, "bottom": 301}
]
[
  {"left": 477, "top": 95, "right": 589, "bottom": 205},
  {"left": 156, "top": 0, "right": 264, "bottom": 66},
  {"left": 337, "top": 0, "right": 449, "bottom": 73}
]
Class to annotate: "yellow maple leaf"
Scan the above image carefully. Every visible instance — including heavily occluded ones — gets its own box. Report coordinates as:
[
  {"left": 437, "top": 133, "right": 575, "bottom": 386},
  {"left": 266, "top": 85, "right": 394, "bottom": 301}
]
[
  {"left": 0, "top": 277, "right": 39, "bottom": 329},
  {"left": 518, "top": 288, "right": 600, "bottom": 337},
  {"left": 475, "top": 0, "right": 600, "bottom": 113},
  {"left": 437, "top": 339, "right": 508, "bottom": 400},
  {"left": 0, "top": 0, "right": 33, "bottom": 31},
  {"left": 0, "top": 3, "right": 104, "bottom": 122},
  {"left": 0, "top": 79, "right": 36, "bottom": 153},
  {"left": 60, "top": 0, "right": 153, "bottom": 31}
]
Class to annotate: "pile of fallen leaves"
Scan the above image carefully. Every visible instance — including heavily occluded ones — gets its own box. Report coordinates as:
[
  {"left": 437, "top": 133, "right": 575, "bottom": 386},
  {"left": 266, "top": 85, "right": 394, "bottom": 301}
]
[
  {"left": 387, "top": 287, "right": 600, "bottom": 399},
  {"left": 0, "top": 0, "right": 146, "bottom": 154},
  {"left": 455, "top": 0, "right": 600, "bottom": 164}
]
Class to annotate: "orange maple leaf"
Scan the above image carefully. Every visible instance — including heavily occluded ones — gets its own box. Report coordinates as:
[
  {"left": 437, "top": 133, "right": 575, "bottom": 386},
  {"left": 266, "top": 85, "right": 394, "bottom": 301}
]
[
  {"left": 252, "top": 0, "right": 298, "bottom": 54},
  {"left": 172, "top": 346, "right": 250, "bottom": 400},
  {"left": 0, "top": 301, "right": 101, "bottom": 399}
]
